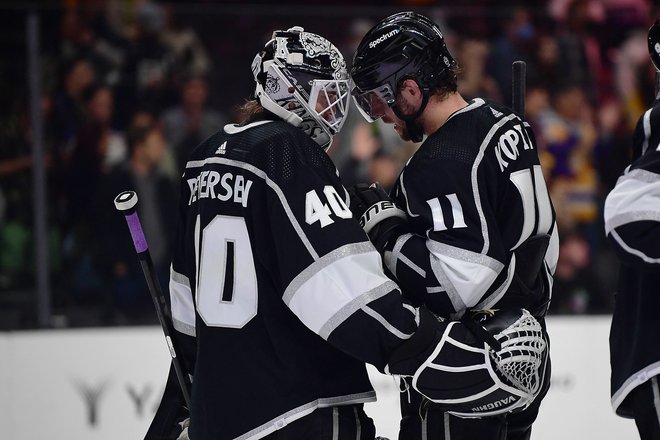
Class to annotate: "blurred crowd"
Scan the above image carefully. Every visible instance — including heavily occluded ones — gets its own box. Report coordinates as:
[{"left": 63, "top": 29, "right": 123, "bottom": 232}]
[{"left": 0, "top": 0, "right": 657, "bottom": 328}]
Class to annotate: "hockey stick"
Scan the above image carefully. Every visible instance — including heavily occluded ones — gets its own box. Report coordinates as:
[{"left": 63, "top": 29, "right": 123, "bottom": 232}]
[
  {"left": 114, "top": 190, "right": 192, "bottom": 409},
  {"left": 512, "top": 60, "right": 526, "bottom": 118}
]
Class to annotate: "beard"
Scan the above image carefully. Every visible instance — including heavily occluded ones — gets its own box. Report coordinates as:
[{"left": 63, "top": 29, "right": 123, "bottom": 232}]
[
  {"left": 397, "top": 119, "right": 423, "bottom": 142},
  {"left": 394, "top": 94, "right": 424, "bottom": 142}
]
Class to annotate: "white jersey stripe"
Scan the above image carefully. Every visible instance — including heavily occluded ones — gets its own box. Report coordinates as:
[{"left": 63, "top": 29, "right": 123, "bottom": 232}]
[
  {"left": 604, "top": 169, "right": 660, "bottom": 234},
  {"left": 428, "top": 242, "right": 501, "bottom": 311},
  {"left": 235, "top": 392, "right": 376, "bottom": 440},
  {"left": 186, "top": 156, "right": 319, "bottom": 260},
  {"left": 169, "top": 266, "right": 196, "bottom": 337},
  {"left": 642, "top": 107, "right": 652, "bottom": 155},
  {"left": 472, "top": 113, "right": 519, "bottom": 254},
  {"left": 363, "top": 305, "right": 414, "bottom": 340},
  {"left": 610, "top": 230, "right": 660, "bottom": 264},
  {"left": 283, "top": 243, "right": 399, "bottom": 338},
  {"left": 318, "top": 281, "right": 397, "bottom": 340}
]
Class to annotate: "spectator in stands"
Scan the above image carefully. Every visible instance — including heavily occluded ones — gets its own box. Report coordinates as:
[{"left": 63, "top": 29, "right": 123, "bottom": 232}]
[
  {"left": 485, "top": 5, "right": 539, "bottom": 102},
  {"left": 94, "top": 122, "right": 177, "bottom": 323},
  {"left": 162, "top": 74, "right": 225, "bottom": 173},
  {"left": 554, "top": 0, "right": 604, "bottom": 105},
  {"left": 161, "top": 2, "right": 212, "bottom": 79},
  {"left": 50, "top": 57, "right": 95, "bottom": 156},
  {"left": 535, "top": 81, "right": 599, "bottom": 235},
  {"left": 114, "top": 0, "right": 177, "bottom": 129}
]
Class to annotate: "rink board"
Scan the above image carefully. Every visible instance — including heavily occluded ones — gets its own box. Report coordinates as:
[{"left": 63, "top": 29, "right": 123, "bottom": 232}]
[{"left": 0, "top": 316, "right": 636, "bottom": 439}]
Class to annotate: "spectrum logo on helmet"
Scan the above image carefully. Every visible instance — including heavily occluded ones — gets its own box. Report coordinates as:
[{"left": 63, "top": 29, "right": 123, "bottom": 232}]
[{"left": 369, "top": 29, "right": 400, "bottom": 49}]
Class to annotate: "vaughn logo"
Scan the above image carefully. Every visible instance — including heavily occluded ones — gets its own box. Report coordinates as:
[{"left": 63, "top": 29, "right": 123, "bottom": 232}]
[
  {"left": 471, "top": 395, "right": 517, "bottom": 412},
  {"left": 369, "top": 29, "right": 400, "bottom": 49}
]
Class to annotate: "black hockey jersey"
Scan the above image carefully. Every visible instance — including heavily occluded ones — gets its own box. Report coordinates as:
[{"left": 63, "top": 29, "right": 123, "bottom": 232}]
[
  {"left": 168, "top": 118, "right": 420, "bottom": 439},
  {"left": 385, "top": 98, "right": 558, "bottom": 318},
  {"left": 604, "top": 99, "right": 660, "bottom": 417}
]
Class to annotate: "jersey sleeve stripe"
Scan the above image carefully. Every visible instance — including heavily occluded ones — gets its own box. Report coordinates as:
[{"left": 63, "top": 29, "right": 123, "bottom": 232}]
[
  {"left": 610, "top": 229, "right": 660, "bottom": 264},
  {"left": 361, "top": 305, "right": 415, "bottom": 340},
  {"left": 399, "top": 170, "right": 420, "bottom": 217},
  {"left": 169, "top": 266, "right": 196, "bottom": 337},
  {"left": 186, "top": 156, "right": 320, "bottom": 260},
  {"left": 427, "top": 241, "right": 504, "bottom": 271},
  {"left": 604, "top": 170, "right": 660, "bottom": 234},
  {"left": 318, "top": 280, "right": 399, "bottom": 340},
  {"left": 384, "top": 234, "right": 426, "bottom": 278},
  {"left": 428, "top": 244, "right": 502, "bottom": 311},
  {"left": 474, "top": 254, "right": 516, "bottom": 310},
  {"left": 283, "top": 242, "right": 398, "bottom": 338},
  {"left": 471, "top": 113, "right": 518, "bottom": 254},
  {"left": 642, "top": 107, "right": 653, "bottom": 155}
]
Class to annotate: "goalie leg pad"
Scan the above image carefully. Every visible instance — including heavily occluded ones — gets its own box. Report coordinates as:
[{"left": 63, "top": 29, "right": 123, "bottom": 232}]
[{"left": 412, "top": 309, "right": 547, "bottom": 418}]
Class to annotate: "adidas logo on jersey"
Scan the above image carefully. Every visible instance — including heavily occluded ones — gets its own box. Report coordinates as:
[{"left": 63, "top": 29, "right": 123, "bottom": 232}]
[
  {"left": 216, "top": 141, "right": 227, "bottom": 155},
  {"left": 490, "top": 108, "right": 503, "bottom": 118}
]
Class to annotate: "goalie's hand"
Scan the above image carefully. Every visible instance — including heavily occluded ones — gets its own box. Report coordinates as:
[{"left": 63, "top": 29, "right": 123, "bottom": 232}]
[
  {"left": 348, "top": 182, "right": 407, "bottom": 252},
  {"left": 386, "top": 307, "right": 547, "bottom": 418}
]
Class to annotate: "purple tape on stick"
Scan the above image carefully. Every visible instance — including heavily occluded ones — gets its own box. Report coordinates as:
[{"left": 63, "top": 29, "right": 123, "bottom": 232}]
[{"left": 125, "top": 212, "right": 149, "bottom": 253}]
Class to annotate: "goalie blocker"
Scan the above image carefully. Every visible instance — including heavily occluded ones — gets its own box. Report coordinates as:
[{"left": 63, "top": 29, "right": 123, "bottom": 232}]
[{"left": 387, "top": 306, "right": 547, "bottom": 417}]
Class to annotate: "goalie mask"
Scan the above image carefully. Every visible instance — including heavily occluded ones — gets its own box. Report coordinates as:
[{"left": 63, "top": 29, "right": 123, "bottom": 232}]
[
  {"left": 251, "top": 27, "right": 350, "bottom": 150},
  {"left": 350, "top": 11, "right": 457, "bottom": 142}
]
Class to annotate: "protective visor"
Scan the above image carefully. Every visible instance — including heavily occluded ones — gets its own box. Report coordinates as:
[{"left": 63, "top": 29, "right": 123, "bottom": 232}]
[
  {"left": 351, "top": 83, "right": 395, "bottom": 122},
  {"left": 308, "top": 79, "right": 351, "bottom": 134}
]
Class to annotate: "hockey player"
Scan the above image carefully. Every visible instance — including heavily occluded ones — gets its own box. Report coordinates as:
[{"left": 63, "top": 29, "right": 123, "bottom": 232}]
[
  {"left": 349, "top": 12, "right": 558, "bottom": 440},
  {"left": 148, "top": 26, "right": 548, "bottom": 440},
  {"left": 604, "top": 18, "right": 660, "bottom": 440}
]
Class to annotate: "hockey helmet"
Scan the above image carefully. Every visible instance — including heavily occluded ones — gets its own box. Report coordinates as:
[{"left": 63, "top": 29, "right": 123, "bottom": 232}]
[
  {"left": 350, "top": 12, "right": 456, "bottom": 140},
  {"left": 251, "top": 27, "right": 350, "bottom": 149},
  {"left": 649, "top": 17, "right": 660, "bottom": 72}
]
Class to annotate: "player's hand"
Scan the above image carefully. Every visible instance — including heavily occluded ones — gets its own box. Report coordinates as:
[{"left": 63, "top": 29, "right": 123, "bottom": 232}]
[
  {"left": 176, "top": 418, "right": 190, "bottom": 440},
  {"left": 386, "top": 307, "right": 547, "bottom": 417},
  {"left": 347, "top": 182, "right": 407, "bottom": 252}
]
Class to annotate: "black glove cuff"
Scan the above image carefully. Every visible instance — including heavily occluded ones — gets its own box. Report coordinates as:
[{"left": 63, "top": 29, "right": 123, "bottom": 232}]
[{"left": 386, "top": 307, "right": 441, "bottom": 375}]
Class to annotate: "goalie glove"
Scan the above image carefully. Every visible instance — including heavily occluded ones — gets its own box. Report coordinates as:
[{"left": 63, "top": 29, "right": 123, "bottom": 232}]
[
  {"left": 348, "top": 182, "right": 407, "bottom": 252},
  {"left": 386, "top": 307, "right": 547, "bottom": 418}
]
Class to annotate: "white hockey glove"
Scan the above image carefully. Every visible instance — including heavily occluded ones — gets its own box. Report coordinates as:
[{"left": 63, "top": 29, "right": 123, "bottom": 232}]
[
  {"left": 348, "top": 182, "right": 407, "bottom": 252},
  {"left": 386, "top": 307, "right": 547, "bottom": 417},
  {"left": 176, "top": 418, "right": 190, "bottom": 440}
]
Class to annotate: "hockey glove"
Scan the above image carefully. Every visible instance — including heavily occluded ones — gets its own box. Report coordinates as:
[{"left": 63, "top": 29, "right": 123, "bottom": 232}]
[
  {"left": 348, "top": 183, "right": 407, "bottom": 252},
  {"left": 386, "top": 307, "right": 547, "bottom": 418}
]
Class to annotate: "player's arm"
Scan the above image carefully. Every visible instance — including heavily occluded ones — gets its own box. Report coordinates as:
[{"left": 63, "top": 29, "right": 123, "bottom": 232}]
[
  {"left": 264, "top": 135, "right": 419, "bottom": 370},
  {"left": 350, "top": 159, "right": 508, "bottom": 318},
  {"left": 604, "top": 158, "right": 660, "bottom": 267}
]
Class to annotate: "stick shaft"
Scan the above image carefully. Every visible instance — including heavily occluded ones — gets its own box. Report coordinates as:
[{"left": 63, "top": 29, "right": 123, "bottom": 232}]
[
  {"left": 512, "top": 60, "right": 526, "bottom": 118},
  {"left": 116, "top": 192, "right": 192, "bottom": 409},
  {"left": 134, "top": 250, "right": 192, "bottom": 409}
]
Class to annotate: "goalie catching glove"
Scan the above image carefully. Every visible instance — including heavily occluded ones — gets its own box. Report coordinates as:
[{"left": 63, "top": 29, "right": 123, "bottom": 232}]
[
  {"left": 386, "top": 307, "right": 548, "bottom": 418},
  {"left": 348, "top": 182, "right": 407, "bottom": 252}
]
